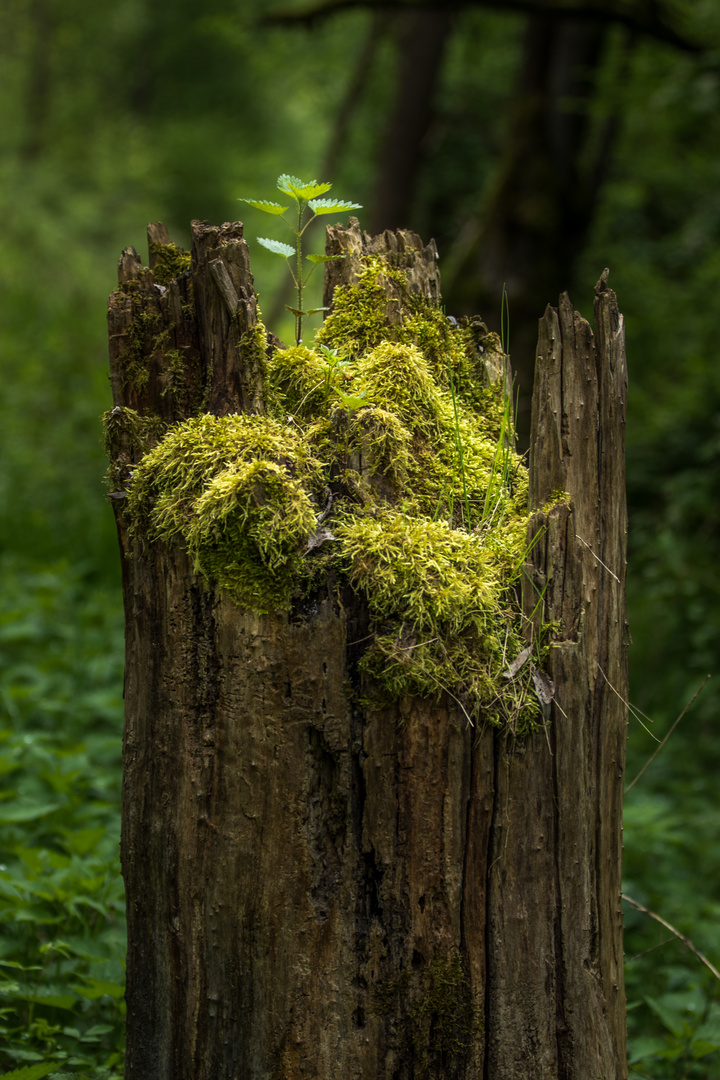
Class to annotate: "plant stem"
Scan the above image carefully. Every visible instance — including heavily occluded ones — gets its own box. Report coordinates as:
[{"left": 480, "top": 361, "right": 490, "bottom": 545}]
[
  {"left": 500, "top": 282, "right": 510, "bottom": 355},
  {"left": 296, "top": 200, "right": 305, "bottom": 344},
  {"left": 446, "top": 356, "right": 471, "bottom": 528}
]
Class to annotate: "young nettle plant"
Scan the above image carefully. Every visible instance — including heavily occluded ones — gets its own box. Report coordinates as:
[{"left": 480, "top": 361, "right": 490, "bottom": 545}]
[{"left": 239, "top": 174, "right": 361, "bottom": 345}]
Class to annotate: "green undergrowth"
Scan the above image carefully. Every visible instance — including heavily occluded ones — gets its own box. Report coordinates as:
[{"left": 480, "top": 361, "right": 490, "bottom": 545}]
[
  {"left": 116, "top": 256, "right": 545, "bottom": 731},
  {"left": 0, "top": 558, "right": 125, "bottom": 1075}
]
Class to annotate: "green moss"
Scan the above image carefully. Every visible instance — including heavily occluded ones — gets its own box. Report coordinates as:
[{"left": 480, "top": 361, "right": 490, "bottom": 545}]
[
  {"left": 411, "top": 952, "right": 481, "bottom": 1067},
  {"left": 126, "top": 414, "right": 324, "bottom": 612},
  {"left": 347, "top": 406, "right": 411, "bottom": 486},
  {"left": 117, "top": 250, "right": 545, "bottom": 731},
  {"left": 102, "top": 406, "right": 167, "bottom": 493},
  {"left": 372, "top": 951, "right": 481, "bottom": 1074},
  {"left": 355, "top": 342, "right": 442, "bottom": 431},
  {"left": 265, "top": 344, "right": 328, "bottom": 418},
  {"left": 543, "top": 488, "right": 572, "bottom": 513},
  {"left": 149, "top": 241, "right": 192, "bottom": 286},
  {"left": 315, "top": 259, "right": 406, "bottom": 358},
  {"left": 238, "top": 317, "right": 270, "bottom": 398}
]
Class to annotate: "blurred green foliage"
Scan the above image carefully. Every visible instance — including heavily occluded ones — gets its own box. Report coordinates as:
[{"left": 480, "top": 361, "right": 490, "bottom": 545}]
[
  {"left": 1, "top": 0, "right": 719, "bottom": 1074},
  {"left": 0, "top": 560, "right": 125, "bottom": 1073}
]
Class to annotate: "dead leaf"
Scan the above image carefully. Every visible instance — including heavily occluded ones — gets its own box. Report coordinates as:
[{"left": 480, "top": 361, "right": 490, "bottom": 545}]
[{"left": 503, "top": 645, "right": 532, "bottom": 680}]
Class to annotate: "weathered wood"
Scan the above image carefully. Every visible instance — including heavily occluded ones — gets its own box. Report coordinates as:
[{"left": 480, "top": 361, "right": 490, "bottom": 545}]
[
  {"left": 323, "top": 216, "right": 441, "bottom": 312},
  {"left": 107, "top": 220, "right": 263, "bottom": 426},
  {"left": 107, "top": 223, "right": 628, "bottom": 1079},
  {"left": 487, "top": 271, "right": 628, "bottom": 1078}
]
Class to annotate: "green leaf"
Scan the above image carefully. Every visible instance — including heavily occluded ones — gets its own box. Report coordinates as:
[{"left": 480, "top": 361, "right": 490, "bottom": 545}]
[
  {"left": 80, "top": 1022, "right": 115, "bottom": 1040},
  {"left": 277, "top": 175, "right": 332, "bottom": 201},
  {"left": 645, "top": 995, "right": 687, "bottom": 1039},
  {"left": 285, "top": 306, "right": 304, "bottom": 318},
  {"left": 334, "top": 388, "right": 369, "bottom": 411},
  {"left": 58, "top": 825, "right": 106, "bottom": 856},
  {"left": 305, "top": 254, "right": 345, "bottom": 264},
  {"left": 627, "top": 1035, "right": 669, "bottom": 1064},
  {"left": 73, "top": 976, "right": 125, "bottom": 1000},
  {"left": 0, "top": 1065, "right": 58, "bottom": 1080},
  {"left": 308, "top": 198, "right": 362, "bottom": 216},
  {"left": 256, "top": 237, "right": 295, "bottom": 258},
  {"left": 238, "top": 199, "right": 288, "bottom": 216},
  {"left": 0, "top": 801, "right": 61, "bottom": 824},
  {"left": 305, "top": 307, "right": 329, "bottom": 316},
  {"left": 13, "top": 988, "right": 78, "bottom": 1009}
]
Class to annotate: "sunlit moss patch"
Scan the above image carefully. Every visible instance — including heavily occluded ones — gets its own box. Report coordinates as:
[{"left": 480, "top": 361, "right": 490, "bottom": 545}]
[
  {"left": 149, "top": 241, "right": 192, "bottom": 286},
  {"left": 126, "top": 413, "right": 325, "bottom": 612},
  {"left": 114, "top": 254, "right": 545, "bottom": 731}
]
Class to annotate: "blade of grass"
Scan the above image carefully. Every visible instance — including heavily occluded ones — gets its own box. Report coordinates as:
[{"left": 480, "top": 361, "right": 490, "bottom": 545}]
[{"left": 624, "top": 675, "right": 710, "bottom": 794}]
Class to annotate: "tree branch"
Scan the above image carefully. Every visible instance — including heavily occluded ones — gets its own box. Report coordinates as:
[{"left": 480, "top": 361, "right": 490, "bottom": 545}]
[
  {"left": 622, "top": 894, "right": 720, "bottom": 982},
  {"left": 260, "top": 0, "right": 704, "bottom": 54}
]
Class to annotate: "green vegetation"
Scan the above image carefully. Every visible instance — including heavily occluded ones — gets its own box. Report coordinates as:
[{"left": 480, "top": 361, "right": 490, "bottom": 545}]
[
  {"left": 123, "top": 257, "right": 541, "bottom": 731},
  {"left": 1, "top": 0, "right": 720, "bottom": 1074},
  {"left": 239, "top": 174, "right": 361, "bottom": 344},
  {"left": 0, "top": 561, "right": 125, "bottom": 1076}
]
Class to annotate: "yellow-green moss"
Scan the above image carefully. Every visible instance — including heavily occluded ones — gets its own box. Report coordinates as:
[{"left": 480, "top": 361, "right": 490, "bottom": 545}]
[
  {"left": 102, "top": 407, "right": 167, "bottom": 492},
  {"left": 126, "top": 414, "right": 325, "bottom": 612},
  {"left": 265, "top": 344, "right": 329, "bottom": 418},
  {"left": 149, "top": 241, "right": 192, "bottom": 286},
  {"left": 117, "top": 252, "right": 544, "bottom": 731}
]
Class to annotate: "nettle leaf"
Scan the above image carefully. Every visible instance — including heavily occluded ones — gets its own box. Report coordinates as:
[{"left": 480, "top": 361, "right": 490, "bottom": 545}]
[
  {"left": 0, "top": 1064, "right": 58, "bottom": 1080},
  {"left": 309, "top": 198, "right": 362, "bottom": 216},
  {"left": 277, "top": 174, "right": 332, "bottom": 201},
  {"left": 335, "top": 387, "right": 369, "bottom": 411},
  {"left": 239, "top": 198, "right": 288, "bottom": 216},
  {"left": 257, "top": 237, "right": 295, "bottom": 258},
  {"left": 305, "top": 253, "right": 345, "bottom": 264}
]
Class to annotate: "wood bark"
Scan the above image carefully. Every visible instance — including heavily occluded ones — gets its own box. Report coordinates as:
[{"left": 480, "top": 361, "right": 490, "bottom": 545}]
[{"left": 106, "top": 220, "right": 627, "bottom": 1079}]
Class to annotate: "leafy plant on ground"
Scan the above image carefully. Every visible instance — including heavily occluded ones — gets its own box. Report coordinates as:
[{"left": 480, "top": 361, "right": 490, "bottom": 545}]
[
  {"left": 0, "top": 559, "right": 125, "bottom": 1076},
  {"left": 239, "top": 174, "right": 361, "bottom": 345},
  {"left": 623, "top": 684, "right": 720, "bottom": 1078}
]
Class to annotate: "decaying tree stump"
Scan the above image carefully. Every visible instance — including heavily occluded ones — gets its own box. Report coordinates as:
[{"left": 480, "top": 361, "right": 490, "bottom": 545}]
[{"left": 105, "top": 217, "right": 627, "bottom": 1079}]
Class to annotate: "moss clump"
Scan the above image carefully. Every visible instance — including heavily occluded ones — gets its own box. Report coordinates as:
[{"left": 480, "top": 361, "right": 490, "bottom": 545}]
[
  {"left": 355, "top": 342, "right": 442, "bottom": 431},
  {"left": 334, "top": 507, "right": 538, "bottom": 728},
  {"left": 149, "top": 241, "right": 192, "bottom": 286},
  {"left": 120, "top": 252, "right": 544, "bottom": 731},
  {"left": 410, "top": 952, "right": 481, "bottom": 1068},
  {"left": 347, "top": 407, "right": 412, "bottom": 487},
  {"left": 266, "top": 344, "right": 329, "bottom": 418},
  {"left": 126, "top": 414, "right": 325, "bottom": 612},
  {"left": 102, "top": 406, "right": 167, "bottom": 493}
]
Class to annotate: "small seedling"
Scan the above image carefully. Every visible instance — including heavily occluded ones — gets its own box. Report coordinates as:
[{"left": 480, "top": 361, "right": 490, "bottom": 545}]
[{"left": 239, "top": 174, "right": 361, "bottom": 345}]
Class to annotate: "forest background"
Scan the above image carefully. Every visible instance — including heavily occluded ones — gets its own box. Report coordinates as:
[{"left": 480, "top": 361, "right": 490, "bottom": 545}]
[{"left": 1, "top": 0, "right": 719, "bottom": 1076}]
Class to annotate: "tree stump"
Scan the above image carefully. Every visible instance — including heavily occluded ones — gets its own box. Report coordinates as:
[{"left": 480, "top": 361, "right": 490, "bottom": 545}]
[{"left": 105, "top": 219, "right": 627, "bottom": 1079}]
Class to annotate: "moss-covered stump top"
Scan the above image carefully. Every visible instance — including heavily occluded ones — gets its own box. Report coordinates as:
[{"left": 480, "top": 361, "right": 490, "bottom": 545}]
[{"left": 107, "top": 254, "right": 546, "bottom": 732}]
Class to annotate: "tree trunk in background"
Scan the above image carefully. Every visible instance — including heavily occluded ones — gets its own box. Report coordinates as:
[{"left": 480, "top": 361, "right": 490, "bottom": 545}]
[
  {"left": 368, "top": 8, "right": 455, "bottom": 235},
  {"left": 443, "top": 14, "right": 627, "bottom": 443},
  {"left": 106, "top": 220, "right": 627, "bottom": 1079}
]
